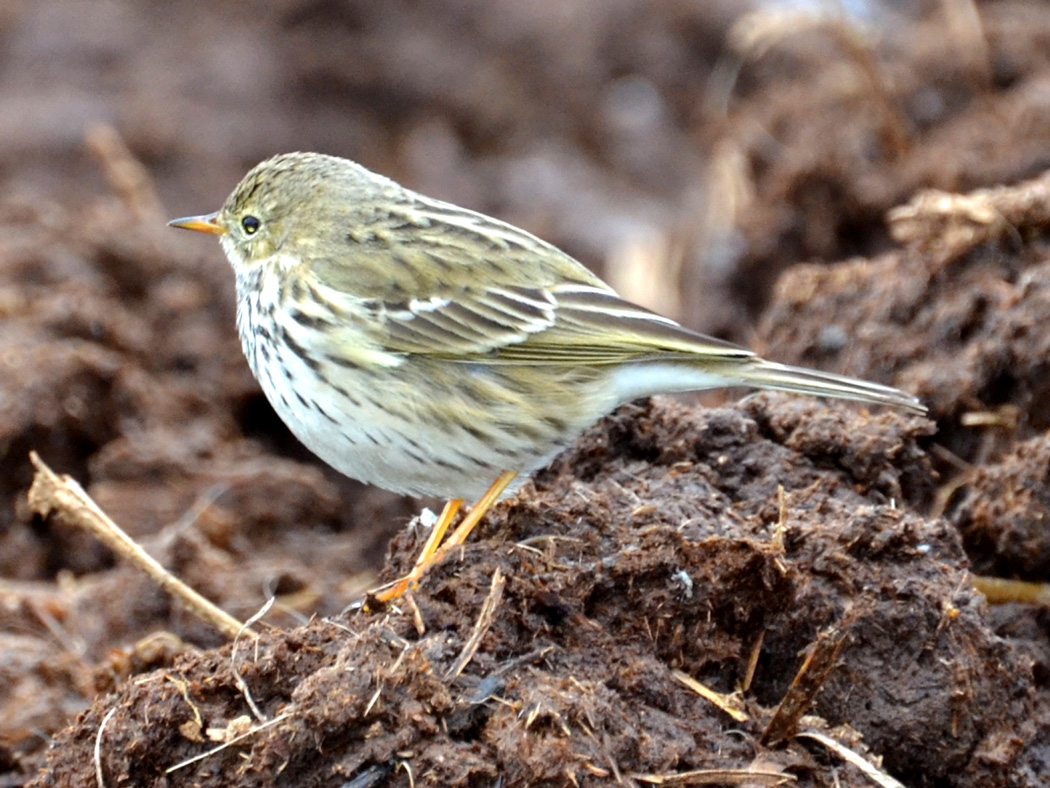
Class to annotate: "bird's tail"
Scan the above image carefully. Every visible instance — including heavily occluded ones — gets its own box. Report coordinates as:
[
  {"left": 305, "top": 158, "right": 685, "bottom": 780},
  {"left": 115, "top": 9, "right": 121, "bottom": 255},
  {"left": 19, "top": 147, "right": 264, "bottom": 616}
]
[{"left": 728, "top": 358, "right": 926, "bottom": 414}]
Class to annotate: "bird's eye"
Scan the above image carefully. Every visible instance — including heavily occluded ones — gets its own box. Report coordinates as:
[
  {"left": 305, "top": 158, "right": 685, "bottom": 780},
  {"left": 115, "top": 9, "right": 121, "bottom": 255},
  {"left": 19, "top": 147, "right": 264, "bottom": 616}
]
[{"left": 241, "top": 215, "right": 261, "bottom": 235}]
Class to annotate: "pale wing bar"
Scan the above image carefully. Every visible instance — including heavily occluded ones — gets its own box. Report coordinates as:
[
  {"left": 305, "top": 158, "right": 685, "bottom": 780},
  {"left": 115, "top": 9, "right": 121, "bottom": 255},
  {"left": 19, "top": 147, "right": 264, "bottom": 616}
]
[
  {"left": 481, "top": 283, "right": 756, "bottom": 364},
  {"left": 378, "top": 286, "right": 556, "bottom": 355}
]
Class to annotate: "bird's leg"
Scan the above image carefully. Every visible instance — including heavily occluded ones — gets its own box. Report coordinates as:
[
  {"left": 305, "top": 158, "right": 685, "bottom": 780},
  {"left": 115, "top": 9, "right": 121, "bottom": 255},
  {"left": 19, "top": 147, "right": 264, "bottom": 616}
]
[
  {"left": 371, "top": 470, "right": 517, "bottom": 602},
  {"left": 371, "top": 498, "right": 461, "bottom": 602},
  {"left": 437, "top": 470, "right": 518, "bottom": 552},
  {"left": 413, "top": 497, "right": 463, "bottom": 572}
]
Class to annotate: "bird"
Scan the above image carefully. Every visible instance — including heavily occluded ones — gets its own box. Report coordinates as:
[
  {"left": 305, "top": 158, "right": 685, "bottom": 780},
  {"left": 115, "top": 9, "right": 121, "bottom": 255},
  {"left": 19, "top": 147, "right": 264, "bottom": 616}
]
[{"left": 169, "top": 151, "right": 925, "bottom": 600}]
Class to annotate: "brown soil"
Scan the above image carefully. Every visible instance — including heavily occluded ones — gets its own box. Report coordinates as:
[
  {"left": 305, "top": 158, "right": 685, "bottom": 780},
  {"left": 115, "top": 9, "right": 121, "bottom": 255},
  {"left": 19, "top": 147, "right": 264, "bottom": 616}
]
[{"left": 5, "top": 1, "right": 1050, "bottom": 787}]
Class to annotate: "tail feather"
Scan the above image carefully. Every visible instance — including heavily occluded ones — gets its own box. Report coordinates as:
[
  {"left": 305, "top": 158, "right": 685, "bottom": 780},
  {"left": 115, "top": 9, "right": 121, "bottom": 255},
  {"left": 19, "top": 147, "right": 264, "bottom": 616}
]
[{"left": 731, "top": 359, "right": 926, "bottom": 415}]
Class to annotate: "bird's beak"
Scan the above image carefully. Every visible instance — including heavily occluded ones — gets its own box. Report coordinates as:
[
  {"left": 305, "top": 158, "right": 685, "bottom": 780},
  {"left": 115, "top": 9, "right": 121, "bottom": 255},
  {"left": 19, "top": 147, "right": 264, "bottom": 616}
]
[{"left": 167, "top": 212, "right": 227, "bottom": 235}]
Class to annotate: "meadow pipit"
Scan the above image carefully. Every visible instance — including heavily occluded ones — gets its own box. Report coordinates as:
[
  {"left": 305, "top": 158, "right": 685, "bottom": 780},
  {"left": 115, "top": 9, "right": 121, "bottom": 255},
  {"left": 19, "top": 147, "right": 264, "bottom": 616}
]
[{"left": 170, "top": 152, "right": 925, "bottom": 599}]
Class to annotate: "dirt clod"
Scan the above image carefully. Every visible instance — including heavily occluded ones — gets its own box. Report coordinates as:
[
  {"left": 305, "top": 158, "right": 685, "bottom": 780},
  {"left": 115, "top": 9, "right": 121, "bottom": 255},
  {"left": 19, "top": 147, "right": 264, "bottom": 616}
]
[
  {"left": 35, "top": 399, "right": 1033, "bottom": 788},
  {"left": 7, "top": 2, "right": 1050, "bottom": 786}
]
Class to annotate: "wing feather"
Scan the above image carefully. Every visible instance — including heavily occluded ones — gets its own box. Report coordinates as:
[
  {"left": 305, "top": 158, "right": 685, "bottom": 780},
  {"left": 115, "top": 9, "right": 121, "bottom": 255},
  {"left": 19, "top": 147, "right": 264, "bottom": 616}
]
[
  {"left": 486, "top": 284, "right": 754, "bottom": 365},
  {"left": 307, "top": 191, "right": 755, "bottom": 365},
  {"left": 364, "top": 281, "right": 754, "bottom": 365},
  {"left": 377, "top": 285, "right": 557, "bottom": 355}
]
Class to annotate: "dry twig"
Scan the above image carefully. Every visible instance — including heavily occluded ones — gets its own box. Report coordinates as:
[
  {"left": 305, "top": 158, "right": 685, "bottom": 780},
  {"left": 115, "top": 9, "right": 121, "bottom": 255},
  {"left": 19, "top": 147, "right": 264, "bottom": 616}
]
[
  {"left": 672, "top": 669, "right": 749, "bottom": 723},
  {"left": 164, "top": 713, "right": 292, "bottom": 774},
  {"left": 798, "top": 729, "right": 906, "bottom": 788},
  {"left": 446, "top": 567, "right": 506, "bottom": 680},
  {"left": 631, "top": 767, "right": 794, "bottom": 785},
  {"left": 85, "top": 123, "right": 164, "bottom": 221},
  {"left": 94, "top": 706, "right": 118, "bottom": 788},
  {"left": 762, "top": 624, "right": 846, "bottom": 745},
  {"left": 742, "top": 630, "right": 765, "bottom": 693},
  {"left": 938, "top": 0, "right": 991, "bottom": 88},
  {"left": 27, "top": 452, "right": 252, "bottom": 640},
  {"left": 231, "top": 596, "right": 275, "bottom": 720},
  {"left": 974, "top": 576, "right": 1050, "bottom": 608}
]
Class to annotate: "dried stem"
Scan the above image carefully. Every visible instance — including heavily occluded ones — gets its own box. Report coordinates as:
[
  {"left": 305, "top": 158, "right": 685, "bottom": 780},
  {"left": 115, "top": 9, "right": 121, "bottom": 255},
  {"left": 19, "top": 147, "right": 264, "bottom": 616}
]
[{"left": 27, "top": 452, "right": 253, "bottom": 640}]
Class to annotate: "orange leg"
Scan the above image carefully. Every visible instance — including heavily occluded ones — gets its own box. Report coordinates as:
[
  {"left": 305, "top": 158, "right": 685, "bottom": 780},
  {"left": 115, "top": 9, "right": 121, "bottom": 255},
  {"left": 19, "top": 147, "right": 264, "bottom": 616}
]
[
  {"left": 372, "top": 470, "right": 517, "bottom": 602},
  {"left": 436, "top": 470, "right": 518, "bottom": 552},
  {"left": 411, "top": 497, "right": 463, "bottom": 573}
]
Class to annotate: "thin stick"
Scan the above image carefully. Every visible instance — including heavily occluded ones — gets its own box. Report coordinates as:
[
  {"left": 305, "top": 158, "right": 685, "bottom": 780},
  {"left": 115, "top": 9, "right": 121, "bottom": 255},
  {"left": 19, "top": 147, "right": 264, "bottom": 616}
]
[
  {"left": 446, "top": 567, "right": 505, "bottom": 680},
  {"left": 798, "top": 729, "right": 906, "bottom": 788},
  {"left": 164, "top": 713, "right": 292, "bottom": 774},
  {"left": 27, "top": 452, "right": 252, "bottom": 640},
  {"left": 742, "top": 630, "right": 764, "bottom": 693},
  {"left": 402, "top": 591, "right": 426, "bottom": 636},
  {"left": 631, "top": 768, "right": 794, "bottom": 785},
  {"left": 231, "top": 596, "right": 275, "bottom": 720},
  {"left": 974, "top": 576, "right": 1050, "bottom": 607},
  {"left": 85, "top": 123, "right": 164, "bottom": 220},
  {"left": 761, "top": 625, "right": 845, "bottom": 746},
  {"left": 94, "top": 706, "right": 117, "bottom": 788},
  {"left": 672, "top": 670, "right": 749, "bottom": 723}
]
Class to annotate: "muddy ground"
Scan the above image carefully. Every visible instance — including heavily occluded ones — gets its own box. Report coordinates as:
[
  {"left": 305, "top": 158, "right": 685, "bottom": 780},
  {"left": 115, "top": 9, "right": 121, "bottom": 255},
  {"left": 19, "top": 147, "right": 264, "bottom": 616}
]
[{"left": 4, "top": 1, "right": 1050, "bottom": 786}]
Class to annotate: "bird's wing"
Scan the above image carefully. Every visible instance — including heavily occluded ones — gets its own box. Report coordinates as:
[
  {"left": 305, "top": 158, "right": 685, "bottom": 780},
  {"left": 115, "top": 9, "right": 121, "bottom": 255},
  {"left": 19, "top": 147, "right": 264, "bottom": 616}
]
[
  {"left": 358, "top": 280, "right": 753, "bottom": 365},
  {"left": 372, "top": 284, "right": 561, "bottom": 356},
  {"left": 481, "top": 283, "right": 754, "bottom": 364},
  {"left": 308, "top": 195, "right": 753, "bottom": 364}
]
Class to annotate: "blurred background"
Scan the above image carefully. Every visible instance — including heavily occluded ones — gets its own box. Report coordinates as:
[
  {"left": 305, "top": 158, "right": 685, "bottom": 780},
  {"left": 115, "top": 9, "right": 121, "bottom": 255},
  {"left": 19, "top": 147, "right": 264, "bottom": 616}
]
[
  {"left": 9, "top": 0, "right": 1037, "bottom": 337},
  {"left": 6, "top": 0, "right": 1050, "bottom": 777}
]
